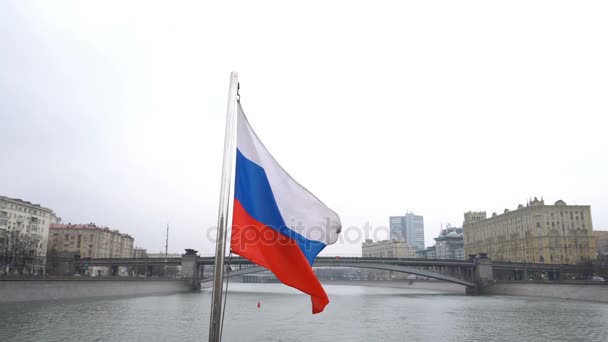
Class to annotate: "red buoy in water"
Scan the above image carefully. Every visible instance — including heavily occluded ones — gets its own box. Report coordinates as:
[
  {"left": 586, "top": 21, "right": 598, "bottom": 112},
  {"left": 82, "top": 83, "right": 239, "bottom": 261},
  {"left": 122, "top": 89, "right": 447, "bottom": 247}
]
[{"left": 257, "top": 301, "right": 261, "bottom": 308}]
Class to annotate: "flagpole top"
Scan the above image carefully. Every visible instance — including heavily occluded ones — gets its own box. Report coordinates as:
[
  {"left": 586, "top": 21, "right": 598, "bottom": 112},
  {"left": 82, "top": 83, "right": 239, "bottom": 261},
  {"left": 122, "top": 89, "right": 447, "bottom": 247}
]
[{"left": 229, "top": 72, "right": 240, "bottom": 101}]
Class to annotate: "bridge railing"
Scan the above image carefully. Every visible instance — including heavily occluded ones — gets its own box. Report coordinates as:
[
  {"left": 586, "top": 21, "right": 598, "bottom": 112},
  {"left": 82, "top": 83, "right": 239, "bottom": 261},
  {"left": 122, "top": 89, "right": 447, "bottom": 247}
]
[{"left": 196, "top": 256, "right": 477, "bottom": 267}]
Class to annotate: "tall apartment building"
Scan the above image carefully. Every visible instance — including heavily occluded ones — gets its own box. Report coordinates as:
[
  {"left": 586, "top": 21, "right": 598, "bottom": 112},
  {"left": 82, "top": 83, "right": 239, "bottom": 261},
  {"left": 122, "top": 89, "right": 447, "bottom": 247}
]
[
  {"left": 389, "top": 213, "right": 425, "bottom": 250},
  {"left": 463, "top": 197, "right": 596, "bottom": 265},
  {"left": 0, "top": 195, "right": 56, "bottom": 274},
  {"left": 48, "top": 223, "right": 134, "bottom": 259}
]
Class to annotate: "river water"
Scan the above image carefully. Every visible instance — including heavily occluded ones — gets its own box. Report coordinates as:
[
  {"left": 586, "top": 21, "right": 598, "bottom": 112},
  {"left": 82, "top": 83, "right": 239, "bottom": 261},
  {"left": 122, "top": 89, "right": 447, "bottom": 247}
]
[{"left": 1, "top": 283, "right": 607, "bottom": 342}]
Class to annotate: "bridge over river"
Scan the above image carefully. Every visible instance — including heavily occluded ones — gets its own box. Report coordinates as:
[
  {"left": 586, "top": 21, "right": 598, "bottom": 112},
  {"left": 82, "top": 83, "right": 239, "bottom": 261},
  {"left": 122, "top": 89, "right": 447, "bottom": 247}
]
[{"left": 62, "top": 254, "right": 604, "bottom": 294}]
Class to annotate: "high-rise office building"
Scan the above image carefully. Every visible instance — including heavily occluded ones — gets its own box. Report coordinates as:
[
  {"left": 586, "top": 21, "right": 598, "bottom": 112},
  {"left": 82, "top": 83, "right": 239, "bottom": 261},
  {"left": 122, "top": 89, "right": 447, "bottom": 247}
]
[{"left": 389, "top": 213, "right": 425, "bottom": 250}]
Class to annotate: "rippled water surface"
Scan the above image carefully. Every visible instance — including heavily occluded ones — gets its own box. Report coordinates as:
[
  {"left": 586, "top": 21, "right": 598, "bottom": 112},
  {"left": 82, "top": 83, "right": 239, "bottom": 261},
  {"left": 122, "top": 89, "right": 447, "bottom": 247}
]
[{"left": 1, "top": 283, "right": 607, "bottom": 341}]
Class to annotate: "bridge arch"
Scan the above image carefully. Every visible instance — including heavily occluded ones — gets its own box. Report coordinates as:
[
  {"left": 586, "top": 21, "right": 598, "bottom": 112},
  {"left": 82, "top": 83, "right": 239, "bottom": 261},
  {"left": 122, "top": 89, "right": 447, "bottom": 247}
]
[{"left": 203, "top": 262, "right": 475, "bottom": 287}]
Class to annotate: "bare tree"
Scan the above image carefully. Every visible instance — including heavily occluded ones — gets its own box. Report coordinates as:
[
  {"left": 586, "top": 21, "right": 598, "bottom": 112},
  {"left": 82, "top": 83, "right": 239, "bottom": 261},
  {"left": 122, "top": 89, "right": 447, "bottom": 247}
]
[{"left": 1, "top": 229, "right": 41, "bottom": 275}]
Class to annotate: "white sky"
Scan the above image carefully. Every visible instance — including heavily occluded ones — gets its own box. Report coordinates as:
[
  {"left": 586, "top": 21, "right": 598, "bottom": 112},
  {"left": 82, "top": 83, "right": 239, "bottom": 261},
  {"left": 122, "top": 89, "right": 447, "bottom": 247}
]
[{"left": 1, "top": 1, "right": 607, "bottom": 257}]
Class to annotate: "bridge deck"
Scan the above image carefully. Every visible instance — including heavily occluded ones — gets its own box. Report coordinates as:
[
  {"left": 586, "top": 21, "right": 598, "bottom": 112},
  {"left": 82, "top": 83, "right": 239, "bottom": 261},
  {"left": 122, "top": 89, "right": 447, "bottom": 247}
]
[{"left": 56, "top": 257, "right": 598, "bottom": 274}]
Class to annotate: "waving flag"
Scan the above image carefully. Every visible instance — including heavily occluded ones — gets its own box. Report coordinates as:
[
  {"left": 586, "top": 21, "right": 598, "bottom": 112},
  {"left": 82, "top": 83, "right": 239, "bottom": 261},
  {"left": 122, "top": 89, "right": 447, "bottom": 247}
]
[{"left": 231, "top": 103, "right": 342, "bottom": 314}]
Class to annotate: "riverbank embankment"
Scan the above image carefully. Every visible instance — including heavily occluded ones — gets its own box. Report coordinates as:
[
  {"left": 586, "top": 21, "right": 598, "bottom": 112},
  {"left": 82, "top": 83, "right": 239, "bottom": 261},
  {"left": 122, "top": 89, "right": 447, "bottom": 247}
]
[
  {"left": 0, "top": 276, "right": 192, "bottom": 303},
  {"left": 484, "top": 282, "right": 608, "bottom": 302},
  {"left": 322, "top": 279, "right": 608, "bottom": 303},
  {"left": 321, "top": 279, "right": 466, "bottom": 293}
]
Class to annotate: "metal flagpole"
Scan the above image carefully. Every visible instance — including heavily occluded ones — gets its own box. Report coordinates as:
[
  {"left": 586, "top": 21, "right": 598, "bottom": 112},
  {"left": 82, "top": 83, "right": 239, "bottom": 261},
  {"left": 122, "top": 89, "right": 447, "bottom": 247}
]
[{"left": 209, "top": 72, "right": 239, "bottom": 342}]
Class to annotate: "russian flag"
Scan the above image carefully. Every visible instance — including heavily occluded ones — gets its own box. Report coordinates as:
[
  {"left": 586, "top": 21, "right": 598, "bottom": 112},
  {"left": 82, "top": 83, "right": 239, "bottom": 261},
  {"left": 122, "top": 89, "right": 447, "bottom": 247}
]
[{"left": 231, "top": 103, "right": 342, "bottom": 314}]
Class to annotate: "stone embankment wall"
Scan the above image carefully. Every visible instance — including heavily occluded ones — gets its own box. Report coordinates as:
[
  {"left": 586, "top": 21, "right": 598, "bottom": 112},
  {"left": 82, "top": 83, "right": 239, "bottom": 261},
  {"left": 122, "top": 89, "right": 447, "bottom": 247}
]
[
  {"left": 321, "top": 279, "right": 466, "bottom": 293},
  {"left": 320, "top": 279, "right": 608, "bottom": 303},
  {"left": 0, "top": 277, "right": 192, "bottom": 303},
  {"left": 485, "top": 282, "right": 608, "bottom": 302}
]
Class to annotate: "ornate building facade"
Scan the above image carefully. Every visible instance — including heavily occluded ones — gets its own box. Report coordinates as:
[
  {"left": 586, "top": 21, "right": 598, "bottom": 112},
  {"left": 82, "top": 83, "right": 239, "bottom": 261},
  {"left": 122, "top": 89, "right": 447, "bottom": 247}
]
[
  {"left": 48, "top": 223, "right": 134, "bottom": 259},
  {"left": 362, "top": 239, "right": 416, "bottom": 258},
  {"left": 416, "top": 225, "right": 464, "bottom": 260},
  {"left": 463, "top": 198, "right": 595, "bottom": 265}
]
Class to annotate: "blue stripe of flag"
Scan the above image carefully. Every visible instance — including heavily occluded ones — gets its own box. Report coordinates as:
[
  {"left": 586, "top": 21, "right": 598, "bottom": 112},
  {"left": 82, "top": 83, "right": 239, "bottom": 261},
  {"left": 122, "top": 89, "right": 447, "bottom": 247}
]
[{"left": 234, "top": 149, "right": 326, "bottom": 265}]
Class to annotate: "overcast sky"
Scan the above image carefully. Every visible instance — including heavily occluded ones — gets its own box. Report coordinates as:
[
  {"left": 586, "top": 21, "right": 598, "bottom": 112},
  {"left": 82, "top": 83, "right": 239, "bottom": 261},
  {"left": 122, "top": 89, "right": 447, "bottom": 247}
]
[{"left": 1, "top": 1, "right": 607, "bottom": 257}]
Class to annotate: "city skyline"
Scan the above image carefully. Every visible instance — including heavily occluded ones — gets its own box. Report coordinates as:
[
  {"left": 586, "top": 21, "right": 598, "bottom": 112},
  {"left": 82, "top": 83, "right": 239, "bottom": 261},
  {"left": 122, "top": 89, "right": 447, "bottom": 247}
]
[
  {"left": 1, "top": 1, "right": 607, "bottom": 258},
  {"left": 2, "top": 192, "right": 605, "bottom": 257}
]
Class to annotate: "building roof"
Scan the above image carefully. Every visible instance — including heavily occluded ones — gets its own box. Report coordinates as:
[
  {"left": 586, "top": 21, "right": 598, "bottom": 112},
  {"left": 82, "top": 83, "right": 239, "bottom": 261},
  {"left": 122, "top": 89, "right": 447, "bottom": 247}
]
[
  {"left": 362, "top": 239, "right": 408, "bottom": 246},
  {"left": 0, "top": 195, "right": 54, "bottom": 212},
  {"left": 465, "top": 197, "right": 590, "bottom": 225},
  {"left": 50, "top": 223, "right": 133, "bottom": 239}
]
